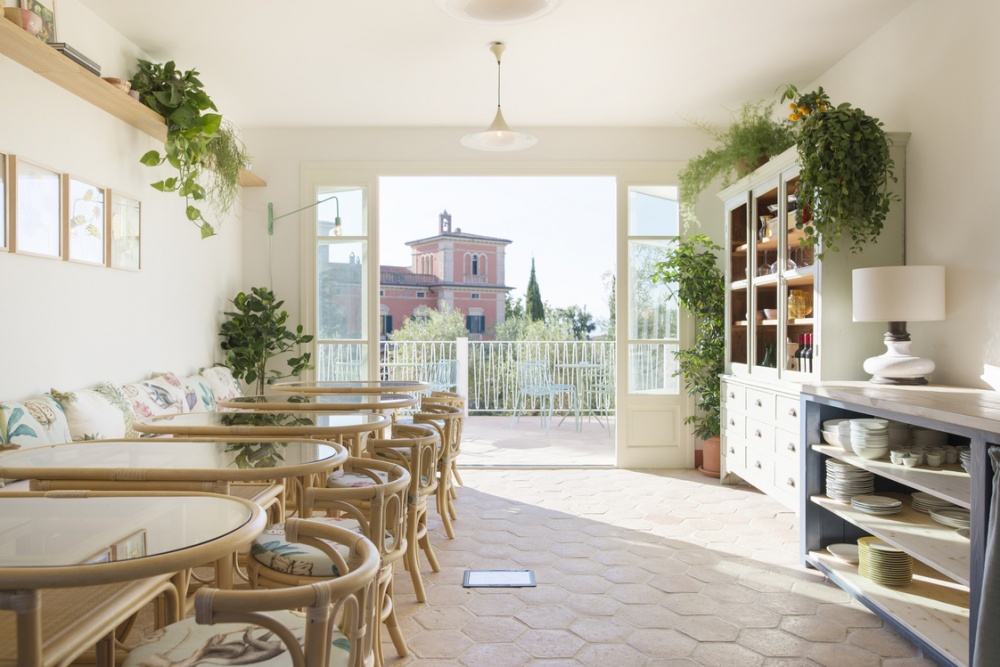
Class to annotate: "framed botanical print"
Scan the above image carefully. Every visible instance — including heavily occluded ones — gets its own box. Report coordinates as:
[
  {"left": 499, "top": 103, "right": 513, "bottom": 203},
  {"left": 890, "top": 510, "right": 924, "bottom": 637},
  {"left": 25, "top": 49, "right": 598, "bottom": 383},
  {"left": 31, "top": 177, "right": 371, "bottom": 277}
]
[
  {"left": 64, "top": 176, "right": 105, "bottom": 265},
  {"left": 20, "top": 0, "right": 56, "bottom": 44},
  {"left": 107, "top": 190, "right": 140, "bottom": 270},
  {"left": 12, "top": 157, "right": 61, "bottom": 259},
  {"left": 0, "top": 153, "right": 7, "bottom": 251}
]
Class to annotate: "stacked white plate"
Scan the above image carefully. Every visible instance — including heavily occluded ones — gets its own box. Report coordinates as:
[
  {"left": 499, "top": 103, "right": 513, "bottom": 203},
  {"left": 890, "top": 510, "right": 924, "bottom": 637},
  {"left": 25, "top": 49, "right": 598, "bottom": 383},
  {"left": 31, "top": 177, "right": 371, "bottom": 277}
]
[
  {"left": 851, "top": 495, "right": 902, "bottom": 515},
  {"left": 930, "top": 508, "right": 971, "bottom": 529},
  {"left": 826, "top": 543, "right": 860, "bottom": 564},
  {"left": 959, "top": 447, "right": 972, "bottom": 473},
  {"left": 822, "top": 419, "right": 853, "bottom": 452},
  {"left": 911, "top": 492, "right": 961, "bottom": 514},
  {"left": 825, "top": 459, "right": 874, "bottom": 502},
  {"left": 911, "top": 426, "right": 948, "bottom": 448},
  {"left": 858, "top": 537, "right": 913, "bottom": 586},
  {"left": 850, "top": 419, "right": 889, "bottom": 460}
]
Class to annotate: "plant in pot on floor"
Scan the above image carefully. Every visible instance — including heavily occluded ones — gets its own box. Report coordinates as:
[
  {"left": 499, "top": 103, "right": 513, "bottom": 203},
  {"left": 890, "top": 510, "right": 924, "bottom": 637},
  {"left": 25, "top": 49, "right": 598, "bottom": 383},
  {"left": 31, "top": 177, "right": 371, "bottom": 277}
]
[
  {"left": 652, "top": 235, "right": 725, "bottom": 476},
  {"left": 782, "top": 85, "right": 899, "bottom": 258},
  {"left": 678, "top": 100, "right": 796, "bottom": 229},
  {"left": 219, "top": 287, "right": 314, "bottom": 396}
]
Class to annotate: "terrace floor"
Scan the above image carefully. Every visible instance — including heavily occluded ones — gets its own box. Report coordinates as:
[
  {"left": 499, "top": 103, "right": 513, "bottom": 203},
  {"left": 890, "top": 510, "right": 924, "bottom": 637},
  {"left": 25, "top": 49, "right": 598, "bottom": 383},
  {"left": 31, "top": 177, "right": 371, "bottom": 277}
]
[{"left": 461, "top": 414, "right": 616, "bottom": 467}]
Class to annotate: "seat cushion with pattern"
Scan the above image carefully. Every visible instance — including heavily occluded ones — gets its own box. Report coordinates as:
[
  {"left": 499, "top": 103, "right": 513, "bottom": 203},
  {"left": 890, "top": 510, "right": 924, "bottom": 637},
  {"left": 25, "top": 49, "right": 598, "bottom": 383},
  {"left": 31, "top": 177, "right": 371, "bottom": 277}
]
[
  {"left": 123, "top": 610, "right": 352, "bottom": 667},
  {"left": 326, "top": 468, "right": 390, "bottom": 488},
  {"left": 251, "top": 519, "right": 393, "bottom": 577}
]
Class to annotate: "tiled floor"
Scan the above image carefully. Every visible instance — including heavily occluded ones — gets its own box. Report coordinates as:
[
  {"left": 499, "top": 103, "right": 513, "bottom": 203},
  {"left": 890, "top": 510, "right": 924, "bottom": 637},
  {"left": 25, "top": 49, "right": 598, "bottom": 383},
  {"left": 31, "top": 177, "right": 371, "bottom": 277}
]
[
  {"left": 385, "top": 467, "right": 939, "bottom": 666},
  {"left": 461, "top": 415, "right": 615, "bottom": 467}
]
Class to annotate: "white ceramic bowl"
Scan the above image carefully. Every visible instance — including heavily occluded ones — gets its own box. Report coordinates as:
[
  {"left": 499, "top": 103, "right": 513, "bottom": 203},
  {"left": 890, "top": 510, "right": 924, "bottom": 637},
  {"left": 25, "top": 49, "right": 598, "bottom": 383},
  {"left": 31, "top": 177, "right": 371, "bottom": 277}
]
[{"left": 854, "top": 447, "right": 888, "bottom": 460}]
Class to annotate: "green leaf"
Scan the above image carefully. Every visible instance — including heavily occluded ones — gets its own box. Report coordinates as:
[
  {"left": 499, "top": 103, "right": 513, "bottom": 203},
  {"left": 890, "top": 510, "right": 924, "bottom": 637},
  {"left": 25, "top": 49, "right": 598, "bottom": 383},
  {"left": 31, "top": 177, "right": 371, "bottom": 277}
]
[{"left": 139, "top": 150, "right": 163, "bottom": 166}]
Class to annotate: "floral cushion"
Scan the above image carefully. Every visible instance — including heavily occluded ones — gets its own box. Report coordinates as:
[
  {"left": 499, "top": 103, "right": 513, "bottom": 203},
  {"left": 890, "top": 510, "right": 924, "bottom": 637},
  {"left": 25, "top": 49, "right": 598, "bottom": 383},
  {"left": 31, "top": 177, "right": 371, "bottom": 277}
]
[
  {"left": 121, "top": 373, "right": 186, "bottom": 420},
  {"left": 123, "top": 611, "right": 352, "bottom": 667},
  {"left": 51, "top": 382, "right": 137, "bottom": 440},
  {"left": 251, "top": 518, "right": 392, "bottom": 577},
  {"left": 201, "top": 365, "right": 243, "bottom": 403},
  {"left": 326, "top": 468, "right": 390, "bottom": 488},
  {"left": 0, "top": 395, "right": 71, "bottom": 450},
  {"left": 178, "top": 374, "right": 216, "bottom": 413}
]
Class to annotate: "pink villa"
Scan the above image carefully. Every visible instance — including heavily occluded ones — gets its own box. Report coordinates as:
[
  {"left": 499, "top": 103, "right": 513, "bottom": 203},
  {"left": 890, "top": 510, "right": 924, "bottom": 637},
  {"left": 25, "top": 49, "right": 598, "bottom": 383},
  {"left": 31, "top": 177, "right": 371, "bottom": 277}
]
[{"left": 379, "top": 211, "right": 512, "bottom": 339}]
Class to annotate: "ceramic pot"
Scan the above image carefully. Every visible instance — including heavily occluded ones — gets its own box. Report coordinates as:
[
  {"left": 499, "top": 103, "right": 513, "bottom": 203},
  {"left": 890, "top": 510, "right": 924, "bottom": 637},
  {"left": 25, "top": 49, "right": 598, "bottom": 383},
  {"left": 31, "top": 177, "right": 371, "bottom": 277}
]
[
  {"left": 699, "top": 436, "right": 721, "bottom": 477},
  {"left": 3, "top": 8, "right": 42, "bottom": 35}
]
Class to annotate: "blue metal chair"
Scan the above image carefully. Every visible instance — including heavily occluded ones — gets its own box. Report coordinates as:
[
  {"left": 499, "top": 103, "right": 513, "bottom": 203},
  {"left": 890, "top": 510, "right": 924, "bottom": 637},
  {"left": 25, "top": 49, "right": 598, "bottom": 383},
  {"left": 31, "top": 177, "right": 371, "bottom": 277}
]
[{"left": 511, "top": 360, "right": 577, "bottom": 434}]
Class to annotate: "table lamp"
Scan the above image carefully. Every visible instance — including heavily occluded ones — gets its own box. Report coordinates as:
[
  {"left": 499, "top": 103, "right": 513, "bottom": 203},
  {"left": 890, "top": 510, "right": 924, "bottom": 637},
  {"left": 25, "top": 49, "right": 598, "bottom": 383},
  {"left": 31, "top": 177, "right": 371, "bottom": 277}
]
[{"left": 852, "top": 266, "right": 945, "bottom": 385}]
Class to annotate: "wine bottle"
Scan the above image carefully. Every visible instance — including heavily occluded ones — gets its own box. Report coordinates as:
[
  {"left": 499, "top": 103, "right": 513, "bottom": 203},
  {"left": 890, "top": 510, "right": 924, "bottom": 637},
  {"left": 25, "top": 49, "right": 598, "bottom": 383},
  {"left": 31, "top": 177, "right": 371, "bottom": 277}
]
[
  {"left": 791, "top": 334, "right": 803, "bottom": 372},
  {"left": 803, "top": 333, "right": 813, "bottom": 373}
]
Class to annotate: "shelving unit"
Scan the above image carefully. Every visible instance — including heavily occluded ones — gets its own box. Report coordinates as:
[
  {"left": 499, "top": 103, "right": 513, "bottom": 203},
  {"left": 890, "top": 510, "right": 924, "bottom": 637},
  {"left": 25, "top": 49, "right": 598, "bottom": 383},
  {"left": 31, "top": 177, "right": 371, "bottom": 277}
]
[
  {"left": 802, "top": 382, "right": 1000, "bottom": 667},
  {"left": 0, "top": 19, "right": 266, "bottom": 186}
]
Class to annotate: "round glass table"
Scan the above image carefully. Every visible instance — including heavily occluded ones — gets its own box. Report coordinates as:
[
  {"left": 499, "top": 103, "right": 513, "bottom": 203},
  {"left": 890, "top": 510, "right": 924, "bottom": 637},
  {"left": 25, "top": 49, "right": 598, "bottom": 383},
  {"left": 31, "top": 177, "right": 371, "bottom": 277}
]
[
  {"left": 271, "top": 379, "right": 431, "bottom": 395},
  {"left": 217, "top": 393, "right": 417, "bottom": 412}
]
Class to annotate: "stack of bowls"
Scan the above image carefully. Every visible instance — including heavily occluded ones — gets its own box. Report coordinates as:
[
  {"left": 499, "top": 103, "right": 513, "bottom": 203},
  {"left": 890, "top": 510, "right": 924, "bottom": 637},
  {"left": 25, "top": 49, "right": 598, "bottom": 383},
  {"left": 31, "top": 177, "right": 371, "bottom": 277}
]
[
  {"left": 850, "top": 419, "right": 889, "bottom": 460},
  {"left": 822, "top": 419, "right": 853, "bottom": 453},
  {"left": 958, "top": 447, "right": 972, "bottom": 473}
]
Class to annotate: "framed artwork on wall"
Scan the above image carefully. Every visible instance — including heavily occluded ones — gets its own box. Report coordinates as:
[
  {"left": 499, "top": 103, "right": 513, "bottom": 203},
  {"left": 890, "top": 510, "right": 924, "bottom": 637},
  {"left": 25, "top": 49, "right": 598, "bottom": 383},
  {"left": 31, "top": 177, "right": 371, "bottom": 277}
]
[
  {"left": 107, "top": 190, "right": 140, "bottom": 270},
  {"left": 12, "top": 157, "right": 61, "bottom": 259},
  {"left": 64, "top": 176, "right": 105, "bottom": 265},
  {"left": 20, "top": 0, "right": 56, "bottom": 44},
  {"left": 0, "top": 153, "right": 7, "bottom": 251}
]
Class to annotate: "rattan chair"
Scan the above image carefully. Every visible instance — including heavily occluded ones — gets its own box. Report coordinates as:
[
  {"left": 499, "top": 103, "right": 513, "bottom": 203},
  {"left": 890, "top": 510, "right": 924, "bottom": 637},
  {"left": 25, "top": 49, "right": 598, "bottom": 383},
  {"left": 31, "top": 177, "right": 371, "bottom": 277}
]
[
  {"left": 246, "top": 458, "right": 409, "bottom": 667},
  {"left": 126, "top": 520, "right": 379, "bottom": 667},
  {"left": 422, "top": 391, "right": 467, "bottom": 490},
  {"left": 412, "top": 403, "right": 463, "bottom": 539},
  {"left": 367, "top": 423, "right": 441, "bottom": 603}
]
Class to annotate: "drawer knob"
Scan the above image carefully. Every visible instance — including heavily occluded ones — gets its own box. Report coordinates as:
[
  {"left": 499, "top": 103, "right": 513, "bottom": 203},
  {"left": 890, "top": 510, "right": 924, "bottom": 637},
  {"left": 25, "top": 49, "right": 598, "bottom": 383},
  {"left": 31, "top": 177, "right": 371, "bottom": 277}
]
[
  {"left": 788, "top": 408, "right": 797, "bottom": 417},
  {"left": 754, "top": 430, "right": 762, "bottom": 438},
  {"left": 729, "top": 447, "right": 735, "bottom": 455},
  {"left": 787, "top": 443, "right": 796, "bottom": 452},
  {"left": 729, "top": 418, "right": 736, "bottom": 427},
  {"left": 786, "top": 478, "right": 796, "bottom": 488},
  {"left": 755, "top": 399, "right": 763, "bottom": 407},
  {"left": 755, "top": 461, "right": 763, "bottom": 469},
  {"left": 729, "top": 391, "right": 736, "bottom": 399}
]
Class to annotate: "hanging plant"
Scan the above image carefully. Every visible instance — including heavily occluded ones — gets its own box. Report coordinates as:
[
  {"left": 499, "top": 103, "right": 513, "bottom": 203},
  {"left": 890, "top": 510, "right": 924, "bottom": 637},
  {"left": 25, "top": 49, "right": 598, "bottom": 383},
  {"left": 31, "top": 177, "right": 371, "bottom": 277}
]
[
  {"left": 205, "top": 120, "right": 249, "bottom": 220},
  {"left": 130, "top": 60, "right": 245, "bottom": 238},
  {"left": 783, "top": 85, "right": 899, "bottom": 257}
]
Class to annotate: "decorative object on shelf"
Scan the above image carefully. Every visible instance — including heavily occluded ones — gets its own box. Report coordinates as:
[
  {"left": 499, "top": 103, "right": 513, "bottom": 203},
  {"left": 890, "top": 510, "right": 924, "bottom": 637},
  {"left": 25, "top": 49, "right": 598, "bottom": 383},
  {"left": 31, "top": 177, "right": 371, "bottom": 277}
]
[
  {"left": 787, "top": 289, "right": 812, "bottom": 318},
  {"left": 852, "top": 265, "right": 945, "bottom": 385},
  {"left": 101, "top": 77, "right": 130, "bottom": 93},
  {"left": 18, "top": 0, "right": 53, "bottom": 42},
  {"left": 434, "top": 0, "right": 561, "bottom": 24},
  {"left": 652, "top": 235, "right": 725, "bottom": 472},
  {"left": 130, "top": 59, "right": 247, "bottom": 238},
  {"left": 108, "top": 191, "right": 141, "bottom": 270},
  {"left": 857, "top": 536, "right": 912, "bottom": 586},
  {"left": 783, "top": 85, "right": 899, "bottom": 257},
  {"left": 461, "top": 42, "right": 536, "bottom": 152},
  {"left": 48, "top": 42, "right": 99, "bottom": 75},
  {"left": 205, "top": 120, "right": 249, "bottom": 221},
  {"left": 678, "top": 100, "right": 795, "bottom": 229},
  {"left": 3, "top": 7, "right": 40, "bottom": 35},
  {"left": 219, "top": 287, "right": 314, "bottom": 396}
]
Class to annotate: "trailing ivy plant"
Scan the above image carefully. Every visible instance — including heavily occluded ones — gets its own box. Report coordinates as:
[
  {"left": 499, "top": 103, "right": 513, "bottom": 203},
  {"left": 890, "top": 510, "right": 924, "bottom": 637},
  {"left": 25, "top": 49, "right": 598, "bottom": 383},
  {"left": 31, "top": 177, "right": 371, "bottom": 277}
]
[
  {"left": 679, "top": 101, "right": 796, "bottom": 229},
  {"left": 783, "top": 85, "right": 898, "bottom": 257},
  {"left": 651, "top": 235, "right": 725, "bottom": 440},
  {"left": 205, "top": 120, "right": 249, "bottom": 220},
  {"left": 219, "top": 287, "right": 314, "bottom": 396},
  {"left": 130, "top": 59, "right": 237, "bottom": 238}
]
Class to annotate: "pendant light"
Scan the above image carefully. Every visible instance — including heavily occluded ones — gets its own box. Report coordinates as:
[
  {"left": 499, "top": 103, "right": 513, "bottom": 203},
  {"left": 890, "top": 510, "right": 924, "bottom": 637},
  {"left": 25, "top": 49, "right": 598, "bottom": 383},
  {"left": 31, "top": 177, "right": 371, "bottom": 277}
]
[
  {"left": 461, "top": 42, "right": 537, "bottom": 152},
  {"left": 434, "top": 0, "right": 562, "bottom": 25}
]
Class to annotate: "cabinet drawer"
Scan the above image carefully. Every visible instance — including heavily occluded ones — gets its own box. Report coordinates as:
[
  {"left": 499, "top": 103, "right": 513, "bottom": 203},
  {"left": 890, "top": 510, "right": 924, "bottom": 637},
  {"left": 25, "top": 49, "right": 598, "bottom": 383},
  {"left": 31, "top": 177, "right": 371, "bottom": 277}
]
[
  {"left": 744, "top": 449, "right": 774, "bottom": 487},
  {"left": 724, "top": 437, "right": 746, "bottom": 475},
  {"left": 745, "top": 418, "right": 774, "bottom": 452},
  {"left": 775, "top": 394, "right": 801, "bottom": 432},
  {"left": 723, "top": 382, "right": 746, "bottom": 412},
  {"left": 773, "top": 457, "right": 799, "bottom": 498},
  {"left": 746, "top": 389, "right": 775, "bottom": 420},
  {"left": 723, "top": 408, "right": 745, "bottom": 438},
  {"left": 774, "top": 427, "right": 800, "bottom": 461}
]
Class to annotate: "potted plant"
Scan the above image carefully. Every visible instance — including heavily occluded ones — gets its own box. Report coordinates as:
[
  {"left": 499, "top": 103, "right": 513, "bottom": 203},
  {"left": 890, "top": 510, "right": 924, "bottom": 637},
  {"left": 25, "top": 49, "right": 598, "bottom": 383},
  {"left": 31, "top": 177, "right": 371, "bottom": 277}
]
[
  {"left": 652, "top": 235, "right": 725, "bottom": 476},
  {"left": 679, "top": 101, "right": 796, "bottom": 227},
  {"left": 219, "top": 287, "right": 314, "bottom": 396},
  {"left": 783, "top": 85, "right": 899, "bottom": 257},
  {"left": 129, "top": 59, "right": 248, "bottom": 238}
]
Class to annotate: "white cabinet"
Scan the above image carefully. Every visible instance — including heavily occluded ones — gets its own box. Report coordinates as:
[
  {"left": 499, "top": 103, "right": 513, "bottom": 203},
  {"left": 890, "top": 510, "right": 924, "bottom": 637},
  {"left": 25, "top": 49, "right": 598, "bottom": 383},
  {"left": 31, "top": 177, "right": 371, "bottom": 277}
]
[{"left": 719, "top": 136, "right": 908, "bottom": 505}]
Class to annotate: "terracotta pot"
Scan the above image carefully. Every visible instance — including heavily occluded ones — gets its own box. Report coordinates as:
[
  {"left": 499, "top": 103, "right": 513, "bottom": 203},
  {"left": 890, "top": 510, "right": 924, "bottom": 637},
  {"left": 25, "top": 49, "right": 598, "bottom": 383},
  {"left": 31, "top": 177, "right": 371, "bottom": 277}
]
[{"left": 699, "top": 436, "right": 721, "bottom": 478}]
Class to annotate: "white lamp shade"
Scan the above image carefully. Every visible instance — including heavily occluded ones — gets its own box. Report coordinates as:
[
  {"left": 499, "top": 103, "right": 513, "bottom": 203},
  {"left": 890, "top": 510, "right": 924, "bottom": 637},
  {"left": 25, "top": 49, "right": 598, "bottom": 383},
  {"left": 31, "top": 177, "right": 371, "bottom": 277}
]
[
  {"left": 461, "top": 107, "right": 537, "bottom": 151},
  {"left": 434, "top": 0, "right": 561, "bottom": 24},
  {"left": 852, "top": 265, "right": 946, "bottom": 322}
]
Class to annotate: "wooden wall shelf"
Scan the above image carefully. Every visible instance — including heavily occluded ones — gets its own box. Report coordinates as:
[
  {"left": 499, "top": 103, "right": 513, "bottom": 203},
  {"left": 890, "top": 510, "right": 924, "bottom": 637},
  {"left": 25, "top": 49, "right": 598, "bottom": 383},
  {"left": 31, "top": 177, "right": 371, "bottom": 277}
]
[{"left": 1, "top": 19, "right": 265, "bottom": 187}]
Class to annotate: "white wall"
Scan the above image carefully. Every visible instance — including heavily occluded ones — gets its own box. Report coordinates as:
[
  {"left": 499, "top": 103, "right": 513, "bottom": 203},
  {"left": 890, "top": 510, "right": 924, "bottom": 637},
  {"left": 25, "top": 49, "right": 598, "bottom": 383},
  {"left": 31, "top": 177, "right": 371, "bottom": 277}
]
[
  {"left": 809, "top": 0, "right": 998, "bottom": 388},
  {"left": 0, "top": 0, "right": 243, "bottom": 399}
]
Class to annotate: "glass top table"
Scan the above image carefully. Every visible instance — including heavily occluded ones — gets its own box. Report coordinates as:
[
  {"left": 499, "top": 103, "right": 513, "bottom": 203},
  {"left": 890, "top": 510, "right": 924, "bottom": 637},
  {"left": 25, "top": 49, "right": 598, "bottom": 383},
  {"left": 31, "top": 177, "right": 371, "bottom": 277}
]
[
  {"left": 0, "top": 494, "right": 264, "bottom": 589},
  {"left": 0, "top": 438, "right": 349, "bottom": 482},
  {"left": 217, "top": 393, "right": 418, "bottom": 412},
  {"left": 271, "top": 380, "right": 431, "bottom": 395},
  {"left": 133, "top": 410, "right": 391, "bottom": 438}
]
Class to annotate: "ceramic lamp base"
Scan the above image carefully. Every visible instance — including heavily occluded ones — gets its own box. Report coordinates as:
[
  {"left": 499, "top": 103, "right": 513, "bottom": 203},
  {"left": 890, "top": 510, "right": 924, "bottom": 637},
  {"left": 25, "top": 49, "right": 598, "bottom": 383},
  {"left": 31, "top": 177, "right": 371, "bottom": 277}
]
[{"left": 863, "top": 339, "right": 934, "bottom": 385}]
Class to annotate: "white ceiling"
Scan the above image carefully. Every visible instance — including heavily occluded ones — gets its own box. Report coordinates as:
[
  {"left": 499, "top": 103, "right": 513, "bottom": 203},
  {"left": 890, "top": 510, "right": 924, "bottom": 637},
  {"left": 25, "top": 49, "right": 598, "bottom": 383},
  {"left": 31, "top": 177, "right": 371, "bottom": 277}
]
[{"left": 78, "top": 0, "right": 915, "bottom": 130}]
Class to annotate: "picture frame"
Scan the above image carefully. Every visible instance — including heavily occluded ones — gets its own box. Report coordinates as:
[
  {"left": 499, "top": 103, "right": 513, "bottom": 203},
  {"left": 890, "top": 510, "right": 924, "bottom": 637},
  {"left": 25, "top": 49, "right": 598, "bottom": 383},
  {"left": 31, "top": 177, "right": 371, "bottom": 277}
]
[
  {"left": 82, "top": 547, "right": 112, "bottom": 564},
  {"left": 112, "top": 529, "right": 146, "bottom": 561},
  {"left": 64, "top": 175, "right": 105, "bottom": 265},
  {"left": 107, "top": 190, "right": 140, "bottom": 270},
  {"left": 19, "top": 0, "right": 56, "bottom": 44},
  {"left": 12, "top": 157, "right": 61, "bottom": 259},
  {"left": 0, "top": 153, "right": 7, "bottom": 251}
]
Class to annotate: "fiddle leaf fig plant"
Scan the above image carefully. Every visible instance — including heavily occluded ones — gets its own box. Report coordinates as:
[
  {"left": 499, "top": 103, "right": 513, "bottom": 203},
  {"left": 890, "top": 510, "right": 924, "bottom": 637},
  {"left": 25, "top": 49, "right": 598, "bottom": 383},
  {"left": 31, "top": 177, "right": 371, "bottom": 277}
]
[
  {"left": 219, "top": 287, "right": 314, "bottom": 396},
  {"left": 783, "top": 85, "right": 898, "bottom": 257},
  {"left": 652, "top": 235, "right": 725, "bottom": 440}
]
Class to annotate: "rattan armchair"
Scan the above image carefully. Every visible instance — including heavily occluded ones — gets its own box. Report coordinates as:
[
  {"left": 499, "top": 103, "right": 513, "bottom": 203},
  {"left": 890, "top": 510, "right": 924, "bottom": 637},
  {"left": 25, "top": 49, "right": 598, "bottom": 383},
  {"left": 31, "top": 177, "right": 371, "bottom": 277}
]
[{"left": 412, "top": 402, "right": 463, "bottom": 539}]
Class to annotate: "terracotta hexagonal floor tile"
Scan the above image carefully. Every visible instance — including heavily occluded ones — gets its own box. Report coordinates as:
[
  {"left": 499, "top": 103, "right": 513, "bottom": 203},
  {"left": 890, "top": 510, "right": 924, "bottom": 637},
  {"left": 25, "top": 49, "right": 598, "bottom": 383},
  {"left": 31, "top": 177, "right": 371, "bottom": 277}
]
[
  {"left": 690, "top": 642, "right": 765, "bottom": 667},
  {"left": 458, "top": 642, "right": 532, "bottom": 667},
  {"left": 514, "top": 629, "right": 586, "bottom": 659},
  {"left": 779, "top": 615, "right": 848, "bottom": 643},
  {"left": 563, "top": 592, "right": 623, "bottom": 617},
  {"left": 616, "top": 603, "right": 680, "bottom": 629},
  {"left": 806, "top": 642, "right": 882, "bottom": 667},
  {"left": 736, "top": 627, "right": 811, "bottom": 657},
  {"left": 461, "top": 616, "right": 528, "bottom": 643},
  {"left": 407, "top": 629, "right": 474, "bottom": 659},
  {"left": 675, "top": 615, "right": 741, "bottom": 642},
  {"left": 466, "top": 592, "right": 526, "bottom": 617},
  {"left": 514, "top": 604, "right": 578, "bottom": 630},
  {"left": 413, "top": 605, "right": 475, "bottom": 631},
  {"left": 661, "top": 593, "right": 720, "bottom": 616},
  {"left": 576, "top": 642, "right": 650, "bottom": 666},
  {"left": 627, "top": 628, "right": 698, "bottom": 658},
  {"left": 568, "top": 616, "right": 634, "bottom": 643},
  {"left": 714, "top": 602, "right": 782, "bottom": 629},
  {"left": 553, "top": 574, "right": 613, "bottom": 595},
  {"left": 847, "top": 628, "right": 920, "bottom": 659},
  {"left": 649, "top": 574, "right": 702, "bottom": 594},
  {"left": 814, "top": 602, "right": 884, "bottom": 629}
]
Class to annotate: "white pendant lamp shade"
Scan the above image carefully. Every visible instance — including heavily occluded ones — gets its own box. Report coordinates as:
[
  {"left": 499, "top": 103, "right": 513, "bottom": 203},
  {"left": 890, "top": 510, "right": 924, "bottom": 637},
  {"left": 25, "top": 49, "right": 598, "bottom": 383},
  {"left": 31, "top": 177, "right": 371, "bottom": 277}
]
[
  {"left": 462, "top": 42, "right": 537, "bottom": 152},
  {"left": 434, "top": 0, "right": 562, "bottom": 24}
]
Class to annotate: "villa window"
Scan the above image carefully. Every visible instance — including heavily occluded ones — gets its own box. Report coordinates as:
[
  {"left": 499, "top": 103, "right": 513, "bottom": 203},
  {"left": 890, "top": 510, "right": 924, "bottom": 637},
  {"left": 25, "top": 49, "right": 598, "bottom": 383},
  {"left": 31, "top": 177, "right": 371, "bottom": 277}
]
[
  {"left": 466, "top": 315, "right": 486, "bottom": 334},
  {"left": 471, "top": 293, "right": 480, "bottom": 299},
  {"left": 416, "top": 291, "right": 426, "bottom": 298},
  {"left": 471, "top": 255, "right": 479, "bottom": 275}
]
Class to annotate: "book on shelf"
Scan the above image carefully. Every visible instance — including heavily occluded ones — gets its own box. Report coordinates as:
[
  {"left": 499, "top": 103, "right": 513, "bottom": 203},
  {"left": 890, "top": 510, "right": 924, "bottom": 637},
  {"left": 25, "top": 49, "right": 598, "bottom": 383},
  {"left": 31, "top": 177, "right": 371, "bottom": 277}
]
[{"left": 48, "top": 42, "right": 101, "bottom": 76}]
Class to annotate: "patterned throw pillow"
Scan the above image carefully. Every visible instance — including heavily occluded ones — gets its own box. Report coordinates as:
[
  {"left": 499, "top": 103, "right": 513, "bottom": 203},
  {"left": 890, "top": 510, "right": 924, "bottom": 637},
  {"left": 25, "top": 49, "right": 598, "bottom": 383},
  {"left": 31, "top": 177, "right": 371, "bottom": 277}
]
[
  {"left": 0, "top": 395, "right": 72, "bottom": 450},
  {"left": 201, "top": 365, "right": 243, "bottom": 402},
  {"left": 121, "top": 373, "right": 187, "bottom": 420},
  {"left": 179, "top": 374, "right": 216, "bottom": 413},
  {"left": 51, "top": 382, "right": 137, "bottom": 440}
]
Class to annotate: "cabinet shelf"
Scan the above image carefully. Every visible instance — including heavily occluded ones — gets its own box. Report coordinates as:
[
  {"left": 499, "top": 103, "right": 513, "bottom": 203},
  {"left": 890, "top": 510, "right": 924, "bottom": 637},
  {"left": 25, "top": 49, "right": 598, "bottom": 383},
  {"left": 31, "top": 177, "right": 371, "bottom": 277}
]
[
  {"left": 812, "top": 444, "right": 970, "bottom": 508},
  {"left": 0, "top": 19, "right": 266, "bottom": 187},
  {"left": 808, "top": 551, "right": 969, "bottom": 667},
  {"left": 810, "top": 493, "right": 971, "bottom": 585}
]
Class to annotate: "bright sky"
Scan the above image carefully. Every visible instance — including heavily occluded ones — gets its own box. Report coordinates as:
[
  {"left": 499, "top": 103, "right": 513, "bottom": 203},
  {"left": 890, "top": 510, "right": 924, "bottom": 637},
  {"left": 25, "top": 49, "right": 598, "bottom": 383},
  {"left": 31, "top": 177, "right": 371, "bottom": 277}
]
[{"left": 379, "top": 176, "right": 617, "bottom": 329}]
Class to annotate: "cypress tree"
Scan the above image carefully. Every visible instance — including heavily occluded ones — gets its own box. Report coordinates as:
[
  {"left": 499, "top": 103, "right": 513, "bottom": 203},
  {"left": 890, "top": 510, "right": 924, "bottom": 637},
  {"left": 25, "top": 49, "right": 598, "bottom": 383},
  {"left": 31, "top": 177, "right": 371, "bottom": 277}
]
[{"left": 525, "top": 258, "right": 545, "bottom": 322}]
